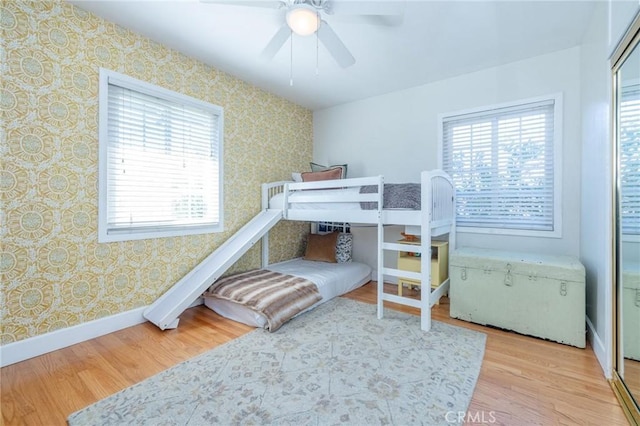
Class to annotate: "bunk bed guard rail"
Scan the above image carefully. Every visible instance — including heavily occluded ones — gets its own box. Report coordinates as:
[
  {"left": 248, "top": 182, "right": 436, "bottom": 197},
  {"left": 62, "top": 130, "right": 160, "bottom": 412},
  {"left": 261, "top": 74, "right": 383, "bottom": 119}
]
[{"left": 262, "top": 176, "right": 385, "bottom": 223}]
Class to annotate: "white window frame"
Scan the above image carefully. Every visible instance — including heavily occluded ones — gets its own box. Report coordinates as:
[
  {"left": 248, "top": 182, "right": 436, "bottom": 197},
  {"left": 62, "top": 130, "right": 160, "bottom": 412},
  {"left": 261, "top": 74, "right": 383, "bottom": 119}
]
[
  {"left": 438, "top": 93, "right": 563, "bottom": 238},
  {"left": 98, "top": 68, "right": 224, "bottom": 243}
]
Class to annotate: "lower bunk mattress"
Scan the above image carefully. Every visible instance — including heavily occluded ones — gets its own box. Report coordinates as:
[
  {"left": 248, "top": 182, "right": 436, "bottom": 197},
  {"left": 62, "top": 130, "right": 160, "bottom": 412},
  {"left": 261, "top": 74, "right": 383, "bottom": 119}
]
[{"left": 203, "top": 258, "right": 372, "bottom": 330}]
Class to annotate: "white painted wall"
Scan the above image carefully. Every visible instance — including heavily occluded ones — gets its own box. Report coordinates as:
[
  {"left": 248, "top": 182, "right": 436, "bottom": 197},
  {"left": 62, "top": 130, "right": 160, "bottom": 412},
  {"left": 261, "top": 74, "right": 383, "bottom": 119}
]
[
  {"left": 314, "top": 47, "right": 583, "bottom": 266},
  {"left": 580, "top": 1, "right": 613, "bottom": 377},
  {"left": 608, "top": 0, "right": 640, "bottom": 56},
  {"left": 310, "top": 0, "right": 639, "bottom": 382}
]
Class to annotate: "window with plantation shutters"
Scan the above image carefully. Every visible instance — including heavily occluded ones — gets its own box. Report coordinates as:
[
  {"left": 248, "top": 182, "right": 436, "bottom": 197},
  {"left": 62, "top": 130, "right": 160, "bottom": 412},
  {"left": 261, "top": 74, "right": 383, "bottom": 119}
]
[
  {"left": 440, "top": 95, "right": 562, "bottom": 236},
  {"left": 620, "top": 84, "right": 640, "bottom": 236},
  {"left": 98, "top": 69, "right": 224, "bottom": 242}
]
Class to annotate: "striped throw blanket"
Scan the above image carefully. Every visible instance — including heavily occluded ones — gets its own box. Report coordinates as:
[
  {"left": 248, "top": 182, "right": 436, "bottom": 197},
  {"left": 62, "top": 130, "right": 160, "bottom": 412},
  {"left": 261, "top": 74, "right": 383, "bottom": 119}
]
[{"left": 203, "top": 269, "right": 322, "bottom": 332}]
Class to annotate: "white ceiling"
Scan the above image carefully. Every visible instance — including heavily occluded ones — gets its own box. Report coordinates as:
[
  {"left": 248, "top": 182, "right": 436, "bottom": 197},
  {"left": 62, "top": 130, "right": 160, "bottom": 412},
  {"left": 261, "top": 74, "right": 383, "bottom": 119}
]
[{"left": 70, "top": 0, "right": 597, "bottom": 110}]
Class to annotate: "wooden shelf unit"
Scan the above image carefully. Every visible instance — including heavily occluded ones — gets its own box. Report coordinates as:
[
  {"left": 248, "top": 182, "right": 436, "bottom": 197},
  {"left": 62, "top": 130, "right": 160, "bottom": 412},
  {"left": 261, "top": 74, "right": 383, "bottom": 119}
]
[{"left": 397, "top": 239, "right": 448, "bottom": 296}]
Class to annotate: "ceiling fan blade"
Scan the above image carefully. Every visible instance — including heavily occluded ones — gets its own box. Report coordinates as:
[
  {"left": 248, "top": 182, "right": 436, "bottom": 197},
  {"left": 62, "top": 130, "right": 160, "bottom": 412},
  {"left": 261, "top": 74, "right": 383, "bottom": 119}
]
[
  {"left": 327, "top": 1, "right": 405, "bottom": 16},
  {"left": 200, "top": 0, "right": 286, "bottom": 9},
  {"left": 317, "top": 20, "right": 355, "bottom": 68},
  {"left": 261, "top": 24, "right": 291, "bottom": 61}
]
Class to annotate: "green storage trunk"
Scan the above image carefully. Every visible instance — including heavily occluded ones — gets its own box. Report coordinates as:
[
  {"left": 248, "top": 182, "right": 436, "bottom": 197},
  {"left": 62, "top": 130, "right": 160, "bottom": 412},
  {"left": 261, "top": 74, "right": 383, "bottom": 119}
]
[{"left": 450, "top": 247, "right": 586, "bottom": 348}]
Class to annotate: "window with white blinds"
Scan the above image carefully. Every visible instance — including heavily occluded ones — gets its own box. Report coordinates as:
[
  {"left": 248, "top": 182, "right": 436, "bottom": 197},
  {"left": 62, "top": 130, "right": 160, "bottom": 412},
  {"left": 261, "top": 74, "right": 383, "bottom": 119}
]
[
  {"left": 620, "top": 85, "right": 640, "bottom": 236},
  {"left": 441, "top": 95, "right": 561, "bottom": 235},
  {"left": 98, "top": 69, "right": 223, "bottom": 242}
]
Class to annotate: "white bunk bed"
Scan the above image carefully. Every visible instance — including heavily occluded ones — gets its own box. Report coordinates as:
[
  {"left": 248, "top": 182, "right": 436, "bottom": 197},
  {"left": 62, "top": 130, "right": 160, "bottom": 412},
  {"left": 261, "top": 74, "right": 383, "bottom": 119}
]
[{"left": 261, "top": 169, "right": 456, "bottom": 331}]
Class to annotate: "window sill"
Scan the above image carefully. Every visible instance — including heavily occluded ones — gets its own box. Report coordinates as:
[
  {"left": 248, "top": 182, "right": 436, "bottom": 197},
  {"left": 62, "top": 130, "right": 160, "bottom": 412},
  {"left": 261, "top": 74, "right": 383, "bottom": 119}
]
[
  {"left": 98, "top": 223, "right": 223, "bottom": 243},
  {"left": 457, "top": 226, "right": 562, "bottom": 239}
]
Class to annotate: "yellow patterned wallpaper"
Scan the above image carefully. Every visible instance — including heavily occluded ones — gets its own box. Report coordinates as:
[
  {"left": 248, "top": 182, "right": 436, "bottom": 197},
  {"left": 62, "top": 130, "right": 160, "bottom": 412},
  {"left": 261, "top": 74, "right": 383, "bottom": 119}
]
[{"left": 0, "top": 1, "right": 312, "bottom": 344}]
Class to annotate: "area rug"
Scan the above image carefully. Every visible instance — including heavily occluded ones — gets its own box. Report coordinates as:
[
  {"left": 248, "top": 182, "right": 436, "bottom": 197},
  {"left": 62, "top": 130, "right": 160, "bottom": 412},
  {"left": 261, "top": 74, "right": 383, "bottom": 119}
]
[{"left": 68, "top": 298, "right": 486, "bottom": 425}]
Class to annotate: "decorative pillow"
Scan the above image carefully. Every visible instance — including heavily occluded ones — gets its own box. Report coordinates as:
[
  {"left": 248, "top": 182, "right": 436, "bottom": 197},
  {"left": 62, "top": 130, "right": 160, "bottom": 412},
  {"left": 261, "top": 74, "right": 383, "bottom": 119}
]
[
  {"left": 310, "top": 162, "right": 348, "bottom": 179},
  {"left": 291, "top": 172, "right": 303, "bottom": 182},
  {"left": 301, "top": 167, "right": 343, "bottom": 182},
  {"left": 304, "top": 232, "right": 339, "bottom": 263},
  {"left": 335, "top": 233, "right": 353, "bottom": 263}
]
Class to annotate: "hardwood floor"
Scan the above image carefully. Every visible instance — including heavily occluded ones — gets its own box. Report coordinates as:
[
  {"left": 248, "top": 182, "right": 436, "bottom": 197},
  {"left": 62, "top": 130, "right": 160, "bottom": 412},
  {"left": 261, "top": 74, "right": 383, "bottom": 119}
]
[{"left": 1, "top": 282, "right": 629, "bottom": 425}]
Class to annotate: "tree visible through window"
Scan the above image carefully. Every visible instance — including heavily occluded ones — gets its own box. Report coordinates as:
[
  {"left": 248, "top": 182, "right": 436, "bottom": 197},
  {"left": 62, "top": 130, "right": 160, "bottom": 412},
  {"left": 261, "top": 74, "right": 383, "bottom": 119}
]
[
  {"left": 98, "top": 69, "right": 224, "bottom": 242},
  {"left": 441, "top": 96, "right": 560, "bottom": 234}
]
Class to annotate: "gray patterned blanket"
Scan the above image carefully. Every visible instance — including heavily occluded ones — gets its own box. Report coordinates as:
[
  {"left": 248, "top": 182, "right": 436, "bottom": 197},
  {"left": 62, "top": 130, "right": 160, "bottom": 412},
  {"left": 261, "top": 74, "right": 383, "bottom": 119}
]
[
  {"left": 203, "top": 269, "right": 322, "bottom": 332},
  {"left": 359, "top": 183, "right": 421, "bottom": 210}
]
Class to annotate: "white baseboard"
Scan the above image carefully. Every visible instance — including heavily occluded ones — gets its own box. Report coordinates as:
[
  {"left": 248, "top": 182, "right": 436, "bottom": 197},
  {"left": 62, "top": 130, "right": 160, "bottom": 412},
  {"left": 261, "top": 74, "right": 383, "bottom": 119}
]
[
  {"left": 587, "top": 315, "right": 611, "bottom": 379},
  {"left": 0, "top": 306, "right": 147, "bottom": 367},
  {"left": 0, "top": 298, "right": 205, "bottom": 368}
]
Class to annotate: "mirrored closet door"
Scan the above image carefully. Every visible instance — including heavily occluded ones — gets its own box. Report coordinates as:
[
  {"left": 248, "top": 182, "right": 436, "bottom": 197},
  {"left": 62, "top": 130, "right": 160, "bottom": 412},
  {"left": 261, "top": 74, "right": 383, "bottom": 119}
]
[{"left": 612, "top": 11, "right": 640, "bottom": 425}]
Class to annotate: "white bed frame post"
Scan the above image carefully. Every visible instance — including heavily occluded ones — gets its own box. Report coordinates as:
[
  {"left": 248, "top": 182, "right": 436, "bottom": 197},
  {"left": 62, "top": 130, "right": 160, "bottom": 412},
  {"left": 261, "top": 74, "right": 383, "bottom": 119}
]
[
  {"left": 376, "top": 176, "right": 385, "bottom": 319},
  {"left": 260, "top": 180, "right": 291, "bottom": 269},
  {"left": 449, "top": 188, "right": 457, "bottom": 274},
  {"left": 261, "top": 183, "right": 270, "bottom": 268},
  {"left": 420, "top": 170, "right": 432, "bottom": 331}
]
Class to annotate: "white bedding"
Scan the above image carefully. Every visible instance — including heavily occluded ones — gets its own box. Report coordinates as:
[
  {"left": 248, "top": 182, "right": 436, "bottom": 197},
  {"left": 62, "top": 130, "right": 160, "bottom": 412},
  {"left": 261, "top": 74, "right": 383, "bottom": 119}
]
[{"left": 203, "top": 258, "right": 372, "bottom": 328}]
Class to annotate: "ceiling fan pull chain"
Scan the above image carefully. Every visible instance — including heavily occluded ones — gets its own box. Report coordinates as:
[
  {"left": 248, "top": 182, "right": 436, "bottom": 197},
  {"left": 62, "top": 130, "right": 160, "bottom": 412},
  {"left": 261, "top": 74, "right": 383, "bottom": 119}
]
[
  {"left": 315, "top": 14, "right": 319, "bottom": 76},
  {"left": 289, "top": 29, "right": 294, "bottom": 86}
]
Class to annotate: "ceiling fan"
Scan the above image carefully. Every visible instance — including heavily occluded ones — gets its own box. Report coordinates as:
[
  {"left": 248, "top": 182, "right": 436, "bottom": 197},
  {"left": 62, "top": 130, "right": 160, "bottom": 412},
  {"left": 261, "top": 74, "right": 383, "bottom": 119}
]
[{"left": 202, "top": 0, "right": 404, "bottom": 68}]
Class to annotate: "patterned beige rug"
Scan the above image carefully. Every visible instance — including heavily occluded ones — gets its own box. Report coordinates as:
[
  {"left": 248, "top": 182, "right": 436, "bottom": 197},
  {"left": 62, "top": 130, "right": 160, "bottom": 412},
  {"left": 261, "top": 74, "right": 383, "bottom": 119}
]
[{"left": 68, "top": 298, "right": 486, "bottom": 425}]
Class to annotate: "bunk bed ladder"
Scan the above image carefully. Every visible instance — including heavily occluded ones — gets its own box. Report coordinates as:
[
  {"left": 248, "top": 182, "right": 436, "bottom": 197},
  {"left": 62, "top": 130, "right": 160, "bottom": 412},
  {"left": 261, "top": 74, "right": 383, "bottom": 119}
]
[
  {"left": 378, "top": 241, "right": 433, "bottom": 330},
  {"left": 377, "top": 170, "right": 438, "bottom": 332}
]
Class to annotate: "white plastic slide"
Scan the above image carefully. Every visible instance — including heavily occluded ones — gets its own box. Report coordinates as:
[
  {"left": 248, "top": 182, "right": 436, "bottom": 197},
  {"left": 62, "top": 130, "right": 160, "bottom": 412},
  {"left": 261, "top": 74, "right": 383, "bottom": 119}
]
[{"left": 143, "top": 209, "right": 283, "bottom": 330}]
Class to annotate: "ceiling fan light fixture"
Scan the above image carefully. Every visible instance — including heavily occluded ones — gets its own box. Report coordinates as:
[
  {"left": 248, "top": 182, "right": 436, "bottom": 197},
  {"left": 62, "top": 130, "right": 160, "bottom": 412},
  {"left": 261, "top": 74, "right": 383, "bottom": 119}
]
[{"left": 286, "top": 4, "right": 319, "bottom": 36}]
